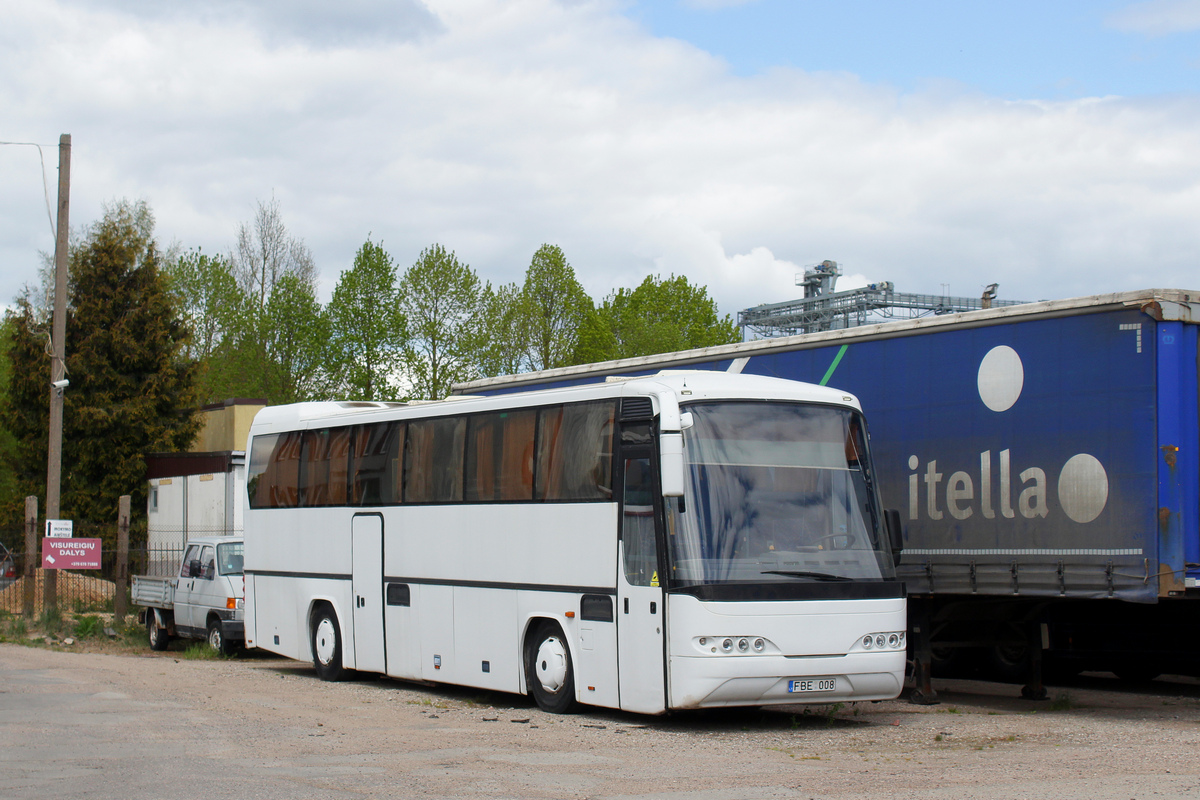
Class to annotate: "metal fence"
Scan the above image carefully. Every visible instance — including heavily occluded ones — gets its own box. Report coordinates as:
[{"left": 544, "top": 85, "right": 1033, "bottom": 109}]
[{"left": 0, "top": 543, "right": 190, "bottom": 616}]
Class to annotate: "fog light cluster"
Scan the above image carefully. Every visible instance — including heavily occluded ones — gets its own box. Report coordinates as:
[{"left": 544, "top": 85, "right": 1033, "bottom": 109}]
[
  {"left": 855, "top": 631, "right": 905, "bottom": 651},
  {"left": 695, "top": 636, "right": 772, "bottom": 655}
]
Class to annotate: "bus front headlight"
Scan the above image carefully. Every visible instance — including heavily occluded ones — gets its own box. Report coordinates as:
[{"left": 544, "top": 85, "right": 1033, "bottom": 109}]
[
  {"left": 693, "top": 636, "right": 778, "bottom": 655},
  {"left": 854, "top": 631, "right": 906, "bottom": 652}
]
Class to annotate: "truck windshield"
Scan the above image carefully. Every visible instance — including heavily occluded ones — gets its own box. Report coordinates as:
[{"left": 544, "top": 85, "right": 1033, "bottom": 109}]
[
  {"left": 217, "top": 542, "right": 244, "bottom": 576},
  {"left": 666, "top": 401, "right": 892, "bottom": 586}
]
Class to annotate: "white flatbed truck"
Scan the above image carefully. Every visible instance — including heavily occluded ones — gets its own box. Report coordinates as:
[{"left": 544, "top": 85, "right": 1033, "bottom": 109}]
[{"left": 133, "top": 535, "right": 245, "bottom": 655}]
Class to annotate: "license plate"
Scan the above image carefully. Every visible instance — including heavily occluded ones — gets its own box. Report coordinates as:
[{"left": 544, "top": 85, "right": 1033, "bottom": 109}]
[{"left": 788, "top": 678, "right": 837, "bottom": 693}]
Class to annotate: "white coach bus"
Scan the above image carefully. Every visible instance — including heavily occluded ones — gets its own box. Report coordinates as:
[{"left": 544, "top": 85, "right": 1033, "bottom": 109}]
[{"left": 242, "top": 371, "right": 907, "bottom": 714}]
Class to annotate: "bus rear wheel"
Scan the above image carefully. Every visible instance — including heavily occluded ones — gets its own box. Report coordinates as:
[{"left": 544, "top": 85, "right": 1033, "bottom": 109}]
[
  {"left": 525, "top": 621, "right": 577, "bottom": 714},
  {"left": 311, "top": 606, "right": 348, "bottom": 681}
]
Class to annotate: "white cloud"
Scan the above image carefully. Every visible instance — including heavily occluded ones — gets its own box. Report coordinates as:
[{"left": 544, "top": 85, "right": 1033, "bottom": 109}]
[
  {"left": 1107, "top": 0, "right": 1200, "bottom": 35},
  {"left": 2, "top": 0, "right": 1199, "bottom": 329}
]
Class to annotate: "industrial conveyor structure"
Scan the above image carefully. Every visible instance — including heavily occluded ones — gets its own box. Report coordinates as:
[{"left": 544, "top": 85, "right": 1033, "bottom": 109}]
[{"left": 738, "top": 260, "right": 1028, "bottom": 337}]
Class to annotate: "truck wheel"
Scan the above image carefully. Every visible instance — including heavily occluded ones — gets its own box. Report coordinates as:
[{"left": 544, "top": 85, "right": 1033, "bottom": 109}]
[
  {"left": 207, "top": 619, "right": 237, "bottom": 656},
  {"left": 524, "top": 621, "right": 576, "bottom": 714},
  {"left": 147, "top": 613, "right": 170, "bottom": 651},
  {"left": 311, "top": 606, "right": 348, "bottom": 681}
]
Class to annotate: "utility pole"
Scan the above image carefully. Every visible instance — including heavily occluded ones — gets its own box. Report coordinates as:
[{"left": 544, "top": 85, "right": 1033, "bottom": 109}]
[{"left": 45, "top": 133, "right": 71, "bottom": 613}]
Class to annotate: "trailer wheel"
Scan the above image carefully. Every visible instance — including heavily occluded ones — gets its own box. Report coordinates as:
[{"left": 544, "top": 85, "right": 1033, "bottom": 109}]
[
  {"left": 207, "top": 619, "right": 237, "bottom": 656},
  {"left": 147, "top": 613, "right": 170, "bottom": 652},
  {"left": 311, "top": 606, "right": 348, "bottom": 681},
  {"left": 525, "top": 621, "right": 576, "bottom": 714}
]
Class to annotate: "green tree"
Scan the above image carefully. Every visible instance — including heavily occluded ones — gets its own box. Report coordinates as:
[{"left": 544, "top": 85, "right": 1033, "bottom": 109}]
[
  {"left": 260, "top": 274, "right": 329, "bottom": 404},
  {"left": 399, "top": 244, "right": 483, "bottom": 400},
  {"left": 168, "top": 248, "right": 243, "bottom": 362},
  {"left": 0, "top": 317, "right": 17, "bottom": 513},
  {"left": 476, "top": 281, "right": 529, "bottom": 378},
  {"left": 326, "top": 238, "right": 405, "bottom": 400},
  {"left": 595, "top": 274, "right": 739, "bottom": 360},
  {"left": 0, "top": 302, "right": 50, "bottom": 526},
  {"left": 521, "top": 244, "right": 592, "bottom": 371},
  {"left": 64, "top": 200, "right": 203, "bottom": 533},
  {"left": 0, "top": 200, "right": 202, "bottom": 536}
]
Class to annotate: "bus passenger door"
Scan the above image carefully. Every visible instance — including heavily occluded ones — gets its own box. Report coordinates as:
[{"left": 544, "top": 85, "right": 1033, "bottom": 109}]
[
  {"left": 617, "top": 455, "right": 667, "bottom": 714},
  {"left": 351, "top": 514, "right": 386, "bottom": 674}
]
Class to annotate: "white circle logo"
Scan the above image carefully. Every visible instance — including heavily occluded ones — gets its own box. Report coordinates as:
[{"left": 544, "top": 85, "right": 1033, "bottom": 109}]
[
  {"left": 977, "top": 345, "right": 1024, "bottom": 412},
  {"left": 1057, "top": 453, "right": 1109, "bottom": 524}
]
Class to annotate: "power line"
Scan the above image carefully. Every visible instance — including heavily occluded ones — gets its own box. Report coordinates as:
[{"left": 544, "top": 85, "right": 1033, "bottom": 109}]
[{"left": 0, "top": 140, "right": 58, "bottom": 239}]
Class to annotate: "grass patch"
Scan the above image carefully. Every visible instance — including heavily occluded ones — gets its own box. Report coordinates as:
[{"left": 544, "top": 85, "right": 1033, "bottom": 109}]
[{"left": 179, "top": 641, "right": 224, "bottom": 660}]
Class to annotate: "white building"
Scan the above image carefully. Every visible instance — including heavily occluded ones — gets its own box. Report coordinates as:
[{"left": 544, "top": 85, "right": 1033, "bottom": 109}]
[{"left": 144, "top": 399, "right": 263, "bottom": 574}]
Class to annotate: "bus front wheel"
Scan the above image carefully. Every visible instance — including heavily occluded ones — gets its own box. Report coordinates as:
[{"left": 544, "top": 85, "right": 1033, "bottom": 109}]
[
  {"left": 525, "top": 621, "right": 577, "bottom": 714},
  {"left": 311, "top": 606, "right": 348, "bottom": 681}
]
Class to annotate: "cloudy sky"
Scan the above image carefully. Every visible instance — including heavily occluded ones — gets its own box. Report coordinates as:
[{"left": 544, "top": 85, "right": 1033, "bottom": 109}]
[{"left": 2, "top": 0, "right": 1198, "bottom": 322}]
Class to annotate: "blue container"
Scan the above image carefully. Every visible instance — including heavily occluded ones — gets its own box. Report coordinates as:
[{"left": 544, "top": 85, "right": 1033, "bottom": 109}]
[{"left": 459, "top": 291, "right": 1200, "bottom": 605}]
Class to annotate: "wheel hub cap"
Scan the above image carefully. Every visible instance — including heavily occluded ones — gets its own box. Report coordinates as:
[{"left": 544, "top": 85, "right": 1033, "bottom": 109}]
[
  {"left": 315, "top": 618, "right": 337, "bottom": 665},
  {"left": 535, "top": 636, "right": 568, "bottom": 693}
]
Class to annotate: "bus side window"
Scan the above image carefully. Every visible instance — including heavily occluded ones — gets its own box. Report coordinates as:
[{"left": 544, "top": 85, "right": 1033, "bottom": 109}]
[
  {"left": 406, "top": 417, "right": 465, "bottom": 503},
  {"left": 263, "top": 432, "right": 302, "bottom": 508},
  {"left": 536, "top": 402, "right": 616, "bottom": 501},
  {"left": 353, "top": 422, "right": 404, "bottom": 505},
  {"left": 327, "top": 427, "right": 351, "bottom": 505},
  {"left": 622, "top": 457, "right": 656, "bottom": 586},
  {"left": 466, "top": 415, "right": 497, "bottom": 502},
  {"left": 497, "top": 410, "right": 536, "bottom": 501},
  {"left": 247, "top": 434, "right": 279, "bottom": 510},
  {"left": 299, "top": 429, "right": 331, "bottom": 507}
]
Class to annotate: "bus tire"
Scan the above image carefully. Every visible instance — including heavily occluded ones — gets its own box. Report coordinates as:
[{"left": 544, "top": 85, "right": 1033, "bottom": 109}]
[
  {"left": 525, "top": 621, "right": 577, "bottom": 714},
  {"left": 147, "top": 612, "right": 170, "bottom": 651},
  {"left": 311, "top": 605, "right": 348, "bottom": 681}
]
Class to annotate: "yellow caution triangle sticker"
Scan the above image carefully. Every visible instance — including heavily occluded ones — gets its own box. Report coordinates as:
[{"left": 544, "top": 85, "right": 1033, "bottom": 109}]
[{"left": 650, "top": 571, "right": 659, "bottom": 587}]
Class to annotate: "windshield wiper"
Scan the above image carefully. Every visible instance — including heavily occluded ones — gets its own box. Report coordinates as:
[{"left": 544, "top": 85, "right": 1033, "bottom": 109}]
[{"left": 761, "top": 570, "right": 852, "bottom": 582}]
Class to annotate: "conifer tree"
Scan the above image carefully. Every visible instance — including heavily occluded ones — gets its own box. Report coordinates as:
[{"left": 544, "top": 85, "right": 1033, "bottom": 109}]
[{"left": 0, "top": 200, "right": 202, "bottom": 538}]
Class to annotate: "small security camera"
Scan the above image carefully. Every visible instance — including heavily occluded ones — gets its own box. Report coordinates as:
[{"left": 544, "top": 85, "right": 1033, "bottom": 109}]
[{"left": 51, "top": 379, "right": 69, "bottom": 390}]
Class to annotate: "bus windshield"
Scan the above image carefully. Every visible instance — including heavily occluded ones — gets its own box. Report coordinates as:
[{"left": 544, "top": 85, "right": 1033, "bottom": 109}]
[{"left": 667, "top": 401, "right": 892, "bottom": 586}]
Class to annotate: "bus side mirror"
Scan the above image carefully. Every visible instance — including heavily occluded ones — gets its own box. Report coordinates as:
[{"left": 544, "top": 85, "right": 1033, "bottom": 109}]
[
  {"left": 884, "top": 509, "right": 903, "bottom": 567},
  {"left": 660, "top": 432, "right": 684, "bottom": 497}
]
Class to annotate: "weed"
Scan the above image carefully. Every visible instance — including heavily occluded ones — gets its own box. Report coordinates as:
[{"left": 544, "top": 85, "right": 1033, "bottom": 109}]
[
  {"left": 934, "top": 733, "right": 944, "bottom": 742},
  {"left": 73, "top": 615, "right": 104, "bottom": 639}
]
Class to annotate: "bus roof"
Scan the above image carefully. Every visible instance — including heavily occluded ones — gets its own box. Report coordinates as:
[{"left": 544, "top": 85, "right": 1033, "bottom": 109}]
[{"left": 247, "top": 371, "right": 862, "bottom": 434}]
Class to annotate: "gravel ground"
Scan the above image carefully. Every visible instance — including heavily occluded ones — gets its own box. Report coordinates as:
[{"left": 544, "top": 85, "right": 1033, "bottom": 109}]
[{"left": 2, "top": 642, "right": 1199, "bottom": 800}]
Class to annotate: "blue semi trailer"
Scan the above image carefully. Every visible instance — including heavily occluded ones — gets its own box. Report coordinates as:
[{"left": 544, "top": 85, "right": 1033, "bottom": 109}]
[{"left": 456, "top": 289, "right": 1200, "bottom": 701}]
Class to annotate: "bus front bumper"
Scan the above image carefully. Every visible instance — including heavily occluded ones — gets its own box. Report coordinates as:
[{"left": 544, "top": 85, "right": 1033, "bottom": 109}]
[{"left": 668, "top": 650, "right": 905, "bottom": 709}]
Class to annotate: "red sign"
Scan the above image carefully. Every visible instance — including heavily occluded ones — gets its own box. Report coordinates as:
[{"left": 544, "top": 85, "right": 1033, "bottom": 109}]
[{"left": 41, "top": 538, "right": 102, "bottom": 570}]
